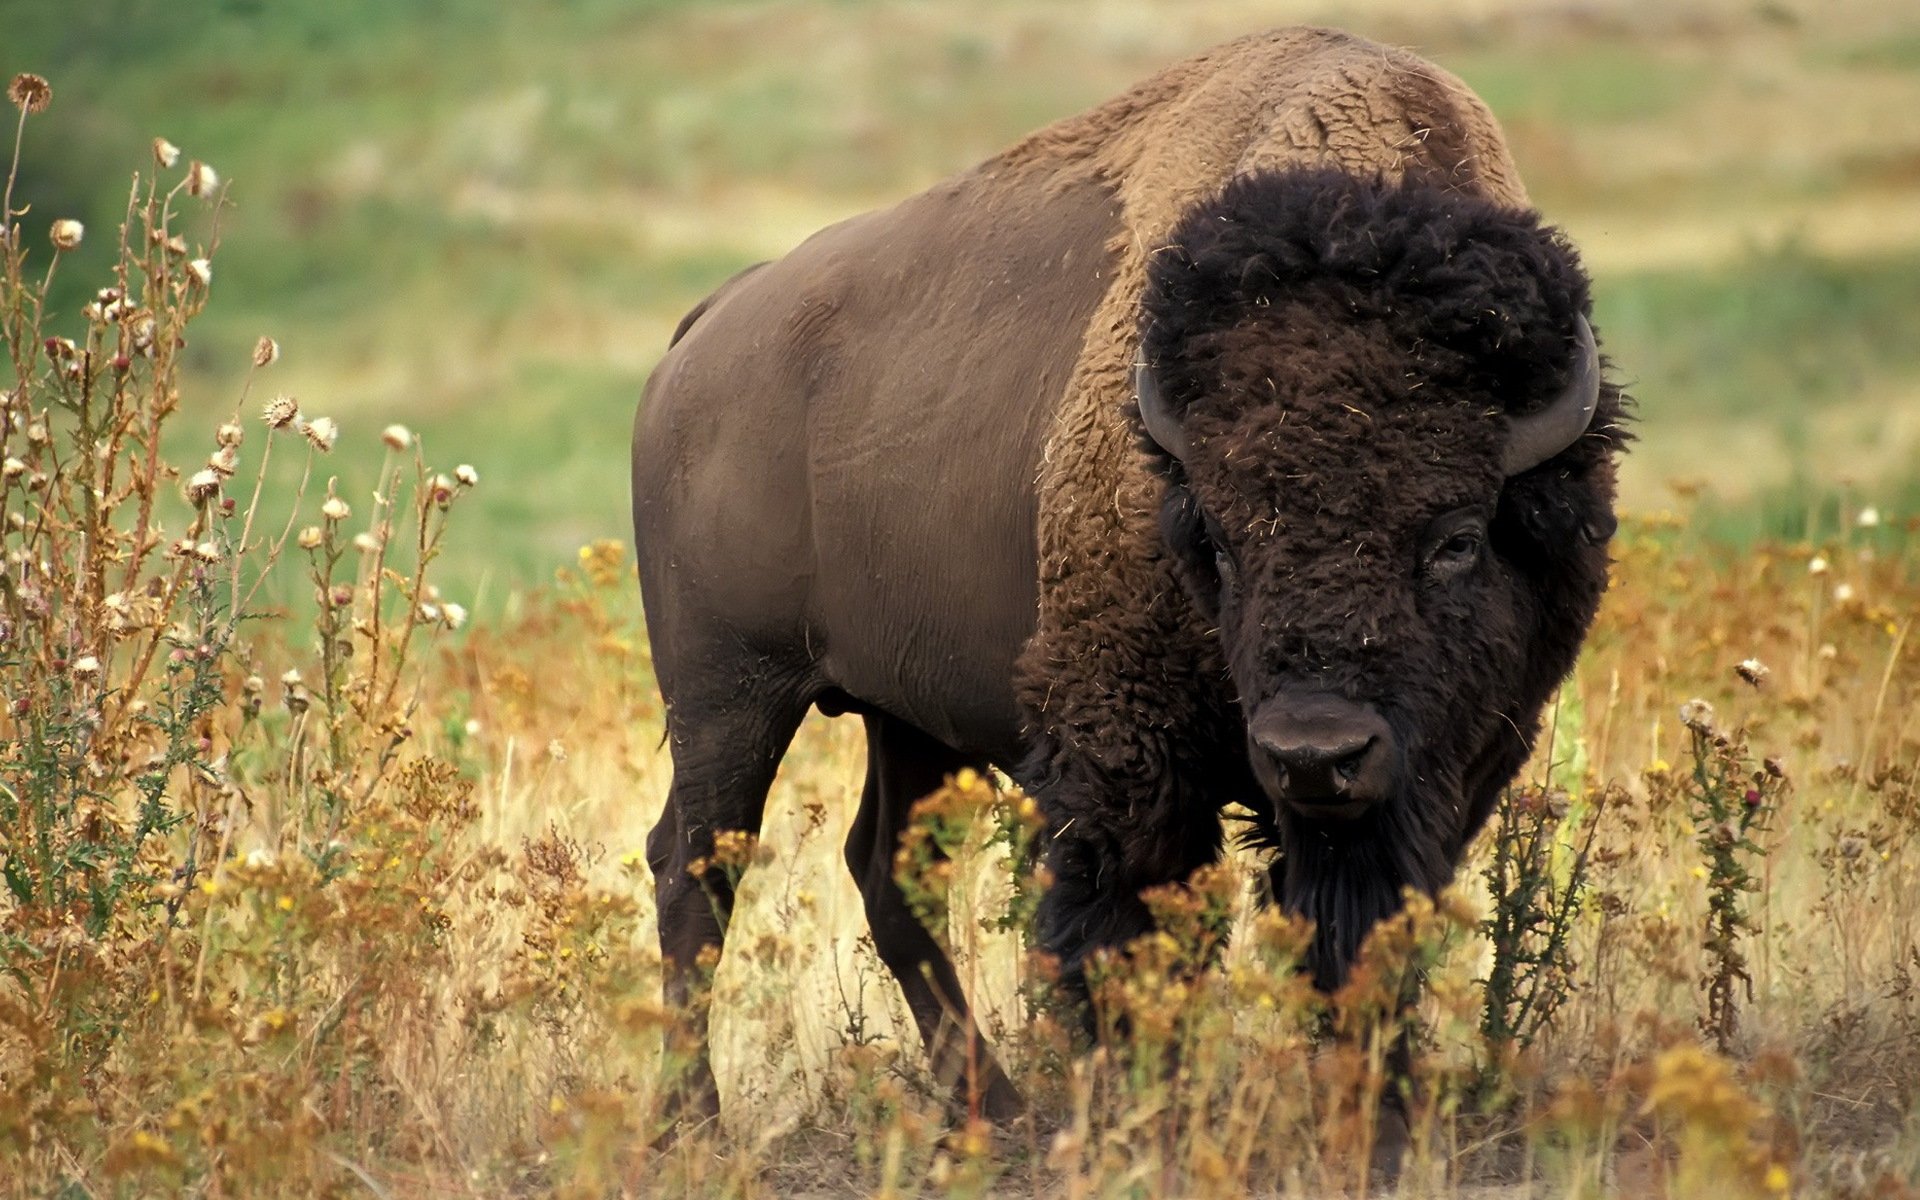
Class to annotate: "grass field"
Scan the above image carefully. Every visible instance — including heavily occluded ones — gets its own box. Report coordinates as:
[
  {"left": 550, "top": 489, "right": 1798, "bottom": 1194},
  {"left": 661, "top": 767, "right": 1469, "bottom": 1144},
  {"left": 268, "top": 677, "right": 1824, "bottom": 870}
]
[
  {"left": 8, "top": 0, "right": 1920, "bottom": 582},
  {"left": 4, "top": 1, "right": 1920, "bottom": 1195}
]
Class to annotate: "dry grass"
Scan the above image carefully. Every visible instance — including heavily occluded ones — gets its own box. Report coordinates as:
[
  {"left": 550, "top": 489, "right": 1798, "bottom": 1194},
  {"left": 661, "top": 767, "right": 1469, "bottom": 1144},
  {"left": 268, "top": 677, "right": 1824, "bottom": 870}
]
[{"left": 5, "top": 23, "right": 1920, "bottom": 1200}]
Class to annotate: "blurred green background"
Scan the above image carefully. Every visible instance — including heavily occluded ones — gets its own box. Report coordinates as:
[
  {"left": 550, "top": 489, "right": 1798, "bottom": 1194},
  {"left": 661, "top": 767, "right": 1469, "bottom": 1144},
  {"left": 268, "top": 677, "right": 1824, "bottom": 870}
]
[{"left": 7, "top": 0, "right": 1920, "bottom": 603}]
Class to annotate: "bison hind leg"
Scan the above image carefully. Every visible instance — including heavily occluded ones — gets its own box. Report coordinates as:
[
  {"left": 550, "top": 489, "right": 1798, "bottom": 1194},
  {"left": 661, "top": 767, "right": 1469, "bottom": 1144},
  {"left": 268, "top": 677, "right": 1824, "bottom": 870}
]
[
  {"left": 846, "top": 712, "right": 1023, "bottom": 1121},
  {"left": 647, "top": 675, "right": 811, "bottom": 1123}
]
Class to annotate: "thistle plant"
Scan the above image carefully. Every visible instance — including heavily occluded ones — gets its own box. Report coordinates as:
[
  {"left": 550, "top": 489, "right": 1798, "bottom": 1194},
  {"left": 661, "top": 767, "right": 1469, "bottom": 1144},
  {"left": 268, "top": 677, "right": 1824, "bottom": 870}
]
[
  {"left": 1479, "top": 782, "right": 1610, "bottom": 1072},
  {"left": 1676, "top": 697, "right": 1784, "bottom": 1053}
]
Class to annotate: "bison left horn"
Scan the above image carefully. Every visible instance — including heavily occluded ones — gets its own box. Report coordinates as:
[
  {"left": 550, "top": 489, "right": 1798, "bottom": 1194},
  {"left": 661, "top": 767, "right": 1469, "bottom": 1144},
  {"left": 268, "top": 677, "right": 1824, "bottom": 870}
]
[
  {"left": 1503, "top": 314, "right": 1600, "bottom": 477},
  {"left": 1133, "top": 359, "right": 1190, "bottom": 462}
]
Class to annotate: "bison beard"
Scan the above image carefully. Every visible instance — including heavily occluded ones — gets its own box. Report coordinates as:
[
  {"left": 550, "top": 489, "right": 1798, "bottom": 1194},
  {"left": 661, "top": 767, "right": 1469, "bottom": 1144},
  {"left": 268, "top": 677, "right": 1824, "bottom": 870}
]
[{"left": 1028, "top": 167, "right": 1622, "bottom": 1011}]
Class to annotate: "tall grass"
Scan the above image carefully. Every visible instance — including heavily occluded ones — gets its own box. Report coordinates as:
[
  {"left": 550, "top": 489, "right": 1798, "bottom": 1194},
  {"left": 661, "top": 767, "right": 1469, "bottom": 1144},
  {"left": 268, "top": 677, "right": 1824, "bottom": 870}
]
[{"left": 5, "top": 72, "right": 1920, "bottom": 1200}]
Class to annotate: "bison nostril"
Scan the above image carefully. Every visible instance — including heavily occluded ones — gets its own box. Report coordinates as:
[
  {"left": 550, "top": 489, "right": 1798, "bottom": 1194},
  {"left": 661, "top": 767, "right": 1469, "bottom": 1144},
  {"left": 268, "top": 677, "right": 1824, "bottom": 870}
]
[
  {"left": 1331, "top": 739, "right": 1373, "bottom": 782},
  {"left": 1259, "top": 735, "right": 1372, "bottom": 793}
]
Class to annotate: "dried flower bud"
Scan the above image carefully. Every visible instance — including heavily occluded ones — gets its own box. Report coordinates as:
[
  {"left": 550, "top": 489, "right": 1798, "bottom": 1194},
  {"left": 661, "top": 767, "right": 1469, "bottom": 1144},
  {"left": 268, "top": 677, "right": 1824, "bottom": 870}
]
[
  {"left": 153, "top": 137, "right": 181, "bottom": 168},
  {"left": 281, "top": 669, "right": 303, "bottom": 687},
  {"left": 190, "top": 541, "right": 221, "bottom": 563},
  {"left": 329, "top": 584, "right": 355, "bottom": 609},
  {"left": 216, "top": 422, "right": 244, "bottom": 448},
  {"left": 71, "top": 655, "right": 101, "bottom": 679},
  {"left": 1857, "top": 506, "right": 1881, "bottom": 529},
  {"left": 1735, "top": 658, "right": 1769, "bottom": 687},
  {"left": 26, "top": 422, "right": 46, "bottom": 444},
  {"left": 263, "top": 394, "right": 300, "bottom": 429},
  {"left": 1677, "top": 697, "right": 1716, "bottom": 735},
  {"left": 187, "top": 160, "right": 219, "bottom": 197},
  {"left": 252, "top": 336, "right": 279, "bottom": 367},
  {"left": 1807, "top": 555, "right": 1829, "bottom": 576},
  {"left": 1833, "top": 583, "right": 1856, "bottom": 604},
  {"left": 442, "top": 602, "right": 468, "bottom": 630},
  {"left": 321, "top": 496, "right": 350, "bottom": 522},
  {"left": 381, "top": 424, "right": 412, "bottom": 452},
  {"left": 164, "top": 235, "right": 187, "bottom": 257},
  {"left": 454, "top": 463, "right": 479, "bottom": 487},
  {"left": 301, "top": 416, "right": 338, "bottom": 452},
  {"left": 430, "top": 474, "right": 455, "bottom": 506},
  {"left": 2, "top": 458, "right": 24, "bottom": 480},
  {"left": 208, "top": 446, "right": 239, "bottom": 477},
  {"left": 185, "top": 469, "right": 222, "bottom": 505},
  {"left": 416, "top": 602, "right": 441, "bottom": 625},
  {"left": 351, "top": 532, "right": 379, "bottom": 554},
  {"left": 186, "top": 258, "right": 213, "bottom": 287},
  {"left": 49, "top": 219, "right": 83, "bottom": 250},
  {"left": 296, "top": 526, "right": 323, "bottom": 550},
  {"left": 8, "top": 74, "right": 51, "bottom": 114}
]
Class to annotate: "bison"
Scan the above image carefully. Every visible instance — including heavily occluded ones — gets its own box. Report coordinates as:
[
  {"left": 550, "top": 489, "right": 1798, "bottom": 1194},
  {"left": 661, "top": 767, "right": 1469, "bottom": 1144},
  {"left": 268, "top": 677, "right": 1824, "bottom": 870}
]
[{"left": 631, "top": 26, "right": 1624, "bottom": 1122}]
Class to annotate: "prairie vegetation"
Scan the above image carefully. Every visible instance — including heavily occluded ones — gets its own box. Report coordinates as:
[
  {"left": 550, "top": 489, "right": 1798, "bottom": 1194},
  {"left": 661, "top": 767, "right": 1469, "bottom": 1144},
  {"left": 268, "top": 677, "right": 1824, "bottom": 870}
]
[{"left": 3, "top": 1, "right": 1920, "bottom": 1196}]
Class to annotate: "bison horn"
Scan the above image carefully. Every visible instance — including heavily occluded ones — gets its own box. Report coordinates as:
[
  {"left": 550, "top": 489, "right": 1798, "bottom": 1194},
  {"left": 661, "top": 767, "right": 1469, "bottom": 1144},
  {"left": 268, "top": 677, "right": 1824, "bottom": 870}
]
[
  {"left": 1134, "top": 359, "right": 1191, "bottom": 462},
  {"left": 1503, "top": 314, "right": 1601, "bottom": 477}
]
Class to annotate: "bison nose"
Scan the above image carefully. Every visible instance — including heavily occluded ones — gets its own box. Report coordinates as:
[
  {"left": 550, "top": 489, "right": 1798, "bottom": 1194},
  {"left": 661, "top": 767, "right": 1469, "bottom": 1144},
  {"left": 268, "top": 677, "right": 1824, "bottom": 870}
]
[{"left": 1248, "top": 695, "right": 1397, "bottom": 819}]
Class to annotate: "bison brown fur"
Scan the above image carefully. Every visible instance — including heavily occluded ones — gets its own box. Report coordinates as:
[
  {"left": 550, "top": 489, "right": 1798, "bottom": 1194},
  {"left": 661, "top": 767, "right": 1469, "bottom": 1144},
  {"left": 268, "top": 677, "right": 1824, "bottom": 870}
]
[
  {"left": 631, "top": 25, "right": 1626, "bottom": 1127},
  {"left": 1034, "top": 168, "right": 1622, "bottom": 998}
]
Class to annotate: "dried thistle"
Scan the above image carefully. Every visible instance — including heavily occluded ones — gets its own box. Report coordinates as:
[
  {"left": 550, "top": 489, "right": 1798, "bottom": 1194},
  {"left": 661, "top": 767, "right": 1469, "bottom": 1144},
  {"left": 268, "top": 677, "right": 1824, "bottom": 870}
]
[
  {"left": 301, "top": 416, "right": 338, "bottom": 452},
  {"left": 186, "top": 160, "right": 219, "bottom": 197},
  {"left": 7, "top": 73, "right": 50, "bottom": 113},
  {"left": 262, "top": 394, "right": 300, "bottom": 429}
]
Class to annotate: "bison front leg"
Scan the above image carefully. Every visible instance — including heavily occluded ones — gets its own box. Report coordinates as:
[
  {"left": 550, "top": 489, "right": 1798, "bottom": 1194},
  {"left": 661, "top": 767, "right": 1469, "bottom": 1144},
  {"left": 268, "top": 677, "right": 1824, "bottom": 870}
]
[{"left": 1029, "top": 747, "right": 1228, "bottom": 1034}]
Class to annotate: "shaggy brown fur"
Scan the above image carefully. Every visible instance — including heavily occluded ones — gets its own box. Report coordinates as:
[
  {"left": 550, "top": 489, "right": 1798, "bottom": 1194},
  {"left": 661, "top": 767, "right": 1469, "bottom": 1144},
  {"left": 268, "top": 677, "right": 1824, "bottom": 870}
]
[
  {"left": 1033, "top": 166, "right": 1624, "bottom": 989},
  {"left": 631, "top": 23, "right": 1624, "bottom": 1122},
  {"left": 995, "top": 26, "right": 1609, "bottom": 986}
]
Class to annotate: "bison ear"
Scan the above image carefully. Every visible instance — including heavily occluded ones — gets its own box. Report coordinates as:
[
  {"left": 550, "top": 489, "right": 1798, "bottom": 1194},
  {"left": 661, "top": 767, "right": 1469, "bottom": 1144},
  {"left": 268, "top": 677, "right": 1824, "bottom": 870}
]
[{"left": 1134, "top": 360, "right": 1191, "bottom": 462}]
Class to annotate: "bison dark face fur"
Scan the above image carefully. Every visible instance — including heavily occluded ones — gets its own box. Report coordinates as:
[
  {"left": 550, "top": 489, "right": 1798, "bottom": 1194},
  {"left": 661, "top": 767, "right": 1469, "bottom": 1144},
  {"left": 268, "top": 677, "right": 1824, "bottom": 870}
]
[{"left": 1105, "top": 170, "right": 1622, "bottom": 990}]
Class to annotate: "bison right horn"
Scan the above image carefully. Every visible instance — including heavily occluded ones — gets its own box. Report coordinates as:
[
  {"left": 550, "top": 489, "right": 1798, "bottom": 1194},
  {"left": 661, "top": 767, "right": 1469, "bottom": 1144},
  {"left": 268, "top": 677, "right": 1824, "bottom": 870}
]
[
  {"left": 1134, "top": 359, "right": 1191, "bottom": 462},
  {"left": 1502, "top": 314, "right": 1601, "bottom": 477}
]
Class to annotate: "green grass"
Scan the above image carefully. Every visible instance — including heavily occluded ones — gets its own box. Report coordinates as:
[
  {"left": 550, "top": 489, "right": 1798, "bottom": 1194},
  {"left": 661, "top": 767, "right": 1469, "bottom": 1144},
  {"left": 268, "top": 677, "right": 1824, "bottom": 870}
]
[
  {"left": 1447, "top": 42, "right": 1706, "bottom": 125},
  {"left": 8, "top": 0, "right": 1920, "bottom": 596},
  {"left": 1598, "top": 244, "right": 1920, "bottom": 420}
]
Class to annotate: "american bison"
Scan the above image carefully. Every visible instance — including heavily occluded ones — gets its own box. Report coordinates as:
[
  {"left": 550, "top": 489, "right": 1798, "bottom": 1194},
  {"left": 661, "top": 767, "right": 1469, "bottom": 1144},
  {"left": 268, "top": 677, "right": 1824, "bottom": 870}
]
[{"left": 631, "top": 25, "right": 1624, "bottom": 1121}]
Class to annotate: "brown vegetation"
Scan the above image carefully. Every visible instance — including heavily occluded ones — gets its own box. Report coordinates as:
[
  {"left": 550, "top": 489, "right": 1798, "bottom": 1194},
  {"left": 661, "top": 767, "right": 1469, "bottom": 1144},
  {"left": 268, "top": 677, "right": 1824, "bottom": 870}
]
[{"left": 2, "top": 72, "right": 1918, "bottom": 1200}]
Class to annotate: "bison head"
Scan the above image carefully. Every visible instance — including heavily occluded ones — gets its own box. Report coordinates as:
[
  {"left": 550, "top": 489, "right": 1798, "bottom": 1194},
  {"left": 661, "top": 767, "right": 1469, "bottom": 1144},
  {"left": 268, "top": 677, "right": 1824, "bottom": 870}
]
[{"left": 1134, "top": 169, "right": 1624, "bottom": 986}]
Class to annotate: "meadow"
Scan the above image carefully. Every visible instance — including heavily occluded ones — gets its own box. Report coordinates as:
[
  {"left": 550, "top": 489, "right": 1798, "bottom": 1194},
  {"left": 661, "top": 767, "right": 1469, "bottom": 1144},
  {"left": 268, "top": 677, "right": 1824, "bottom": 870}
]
[{"left": 3, "top": 0, "right": 1920, "bottom": 1195}]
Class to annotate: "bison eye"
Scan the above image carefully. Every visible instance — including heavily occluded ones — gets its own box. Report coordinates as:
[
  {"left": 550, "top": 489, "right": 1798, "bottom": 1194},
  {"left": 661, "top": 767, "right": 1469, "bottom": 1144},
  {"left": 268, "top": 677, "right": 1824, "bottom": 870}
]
[{"left": 1422, "top": 512, "right": 1487, "bottom": 581}]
